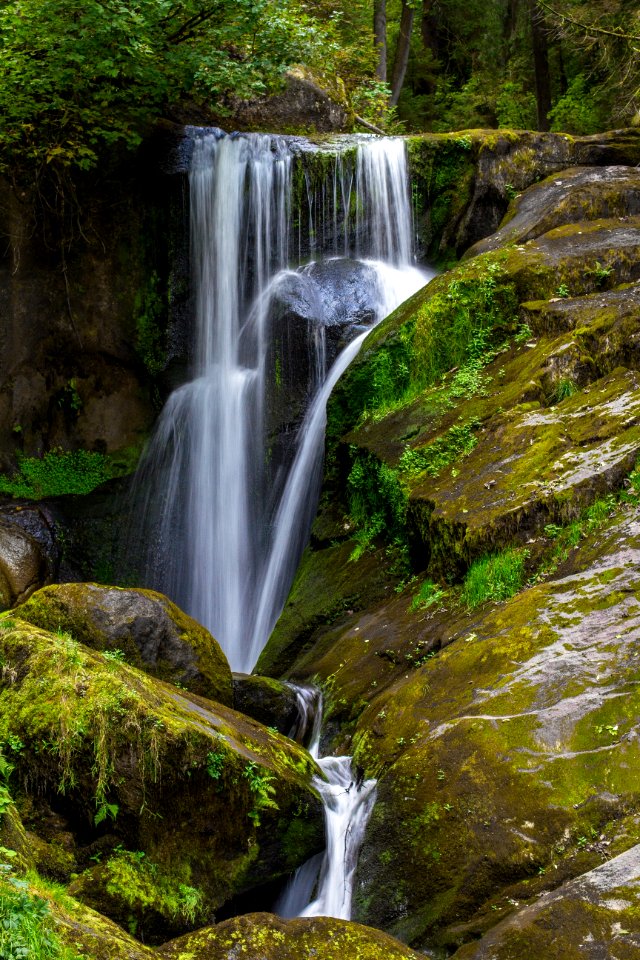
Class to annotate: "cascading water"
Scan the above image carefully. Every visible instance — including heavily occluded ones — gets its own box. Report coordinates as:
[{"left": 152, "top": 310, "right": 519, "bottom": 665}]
[
  {"left": 276, "top": 685, "right": 377, "bottom": 921},
  {"left": 135, "top": 130, "right": 432, "bottom": 674}
]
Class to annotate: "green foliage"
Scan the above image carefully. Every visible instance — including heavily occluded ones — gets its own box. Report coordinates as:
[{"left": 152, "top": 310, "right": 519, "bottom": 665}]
[
  {"left": 551, "top": 377, "right": 578, "bottom": 403},
  {"left": 548, "top": 75, "right": 606, "bottom": 135},
  {"left": 462, "top": 548, "right": 529, "bottom": 608},
  {"left": 347, "top": 453, "right": 407, "bottom": 560},
  {"left": 103, "top": 848, "right": 205, "bottom": 933},
  {"left": 0, "top": 449, "right": 113, "bottom": 499},
  {"left": 0, "top": 872, "right": 81, "bottom": 960},
  {"left": 243, "top": 762, "right": 278, "bottom": 826},
  {"left": 134, "top": 272, "right": 166, "bottom": 377},
  {"left": 206, "top": 750, "right": 225, "bottom": 784},
  {"left": 399, "top": 419, "right": 480, "bottom": 479},
  {"left": 0, "top": 0, "right": 338, "bottom": 179},
  {"left": 495, "top": 81, "right": 537, "bottom": 129},
  {"left": 409, "top": 580, "right": 447, "bottom": 613}
]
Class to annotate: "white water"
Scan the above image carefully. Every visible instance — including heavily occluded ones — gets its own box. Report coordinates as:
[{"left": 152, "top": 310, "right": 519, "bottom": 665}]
[
  {"left": 276, "top": 685, "right": 377, "bottom": 921},
  {"left": 136, "top": 132, "right": 432, "bottom": 672}
]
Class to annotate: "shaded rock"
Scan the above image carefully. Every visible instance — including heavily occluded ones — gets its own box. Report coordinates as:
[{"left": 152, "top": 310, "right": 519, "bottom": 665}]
[
  {"left": 231, "top": 69, "right": 350, "bottom": 134},
  {"left": 0, "top": 520, "right": 51, "bottom": 610},
  {"left": 407, "top": 128, "right": 640, "bottom": 258},
  {"left": 452, "top": 844, "right": 640, "bottom": 959},
  {"left": 465, "top": 165, "right": 640, "bottom": 259},
  {"left": 14, "top": 582, "right": 233, "bottom": 706},
  {"left": 232, "top": 673, "right": 300, "bottom": 737},
  {"left": 0, "top": 620, "right": 324, "bottom": 939},
  {"left": 159, "top": 911, "right": 425, "bottom": 959}
]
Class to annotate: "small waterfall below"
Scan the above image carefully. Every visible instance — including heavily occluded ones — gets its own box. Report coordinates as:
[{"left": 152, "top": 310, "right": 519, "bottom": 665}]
[
  {"left": 134, "top": 130, "right": 432, "bottom": 672},
  {"left": 276, "top": 685, "right": 377, "bottom": 921}
]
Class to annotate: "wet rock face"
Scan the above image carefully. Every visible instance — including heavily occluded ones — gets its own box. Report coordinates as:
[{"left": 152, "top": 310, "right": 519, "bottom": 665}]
[
  {"left": 0, "top": 503, "right": 59, "bottom": 608},
  {"left": 232, "top": 673, "right": 300, "bottom": 735},
  {"left": 453, "top": 844, "right": 640, "bottom": 959},
  {"left": 14, "top": 582, "right": 234, "bottom": 706},
  {"left": 259, "top": 150, "right": 640, "bottom": 955}
]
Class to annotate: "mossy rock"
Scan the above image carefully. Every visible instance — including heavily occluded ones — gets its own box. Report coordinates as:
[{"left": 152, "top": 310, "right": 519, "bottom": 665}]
[
  {"left": 15, "top": 582, "right": 233, "bottom": 706},
  {"left": 452, "top": 844, "right": 640, "bottom": 959},
  {"left": 0, "top": 803, "right": 34, "bottom": 874},
  {"left": 0, "top": 619, "right": 324, "bottom": 939},
  {"left": 335, "top": 507, "right": 640, "bottom": 950},
  {"left": 407, "top": 129, "right": 640, "bottom": 257},
  {"left": 465, "top": 165, "right": 640, "bottom": 259},
  {"left": 22, "top": 872, "right": 156, "bottom": 960},
  {"left": 158, "top": 911, "right": 425, "bottom": 959},
  {"left": 258, "top": 540, "right": 402, "bottom": 679},
  {"left": 232, "top": 673, "right": 300, "bottom": 736}
]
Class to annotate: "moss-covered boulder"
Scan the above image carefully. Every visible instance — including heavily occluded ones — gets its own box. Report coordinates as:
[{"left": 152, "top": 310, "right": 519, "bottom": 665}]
[
  {"left": 14, "top": 583, "right": 233, "bottom": 706},
  {"left": 158, "top": 912, "right": 425, "bottom": 959},
  {"left": 465, "top": 165, "right": 640, "bottom": 258},
  {"left": 0, "top": 618, "right": 324, "bottom": 941},
  {"left": 452, "top": 844, "right": 640, "bottom": 959}
]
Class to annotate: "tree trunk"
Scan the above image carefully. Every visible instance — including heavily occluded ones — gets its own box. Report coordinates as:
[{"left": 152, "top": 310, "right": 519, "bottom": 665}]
[
  {"left": 374, "top": 0, "right": 387, "bottom": 82},
  {"left": 530, "top": 0, "right": 552, "bottom": 130},
  {"left": 390, "top": 0, "right": 415, "bottom": 107},
  {"left": 421, "top": 0, "right": 439, "bottom": 58}
]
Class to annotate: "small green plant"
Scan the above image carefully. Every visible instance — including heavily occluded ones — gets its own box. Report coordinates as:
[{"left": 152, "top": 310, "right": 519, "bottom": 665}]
[
  {"left": 514, "top": 321, "right": 532, "bottom": 344},
  {"left": 551, "top": 376, "right": 577, "bottom": 403},
  {"left": 102, "top": 649, "right": 127, "bottom": 664},
  {"left": 588, "top": 260, "right": 613, "bottom": 287},
  {"left": 556, "top": 284, "right": 570, "bottom": 299},
  {"left": 504, "top": 183, "right": 518, "bottom": 201},
  {"left": 409, "top": 580, "right": 447, "bottom": 613},
  {"left": 94, "top": 801, "right": 119, "bottom": 827},
  {"left": 243, "top": 761, "right": 279, "bottom": 826},
  {"left": 206, "top": 750, "right": 225, "bottom": 782},
  {"left": 462, "top": 548, "right": 529, "bottom": 608}
]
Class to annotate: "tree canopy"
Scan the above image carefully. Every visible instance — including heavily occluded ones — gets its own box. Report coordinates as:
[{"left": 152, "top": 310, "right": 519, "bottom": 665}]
[{"left": 0, "top": 0, "right": 637, "bottom": 186}]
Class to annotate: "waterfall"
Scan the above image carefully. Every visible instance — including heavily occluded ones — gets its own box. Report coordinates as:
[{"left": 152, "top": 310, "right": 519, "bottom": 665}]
[
  {"left": 276, "top": 685, "right": 377, "bottom": 921},
  {"left": 135, "top": 130, "right": 432, "bottom": 672}
]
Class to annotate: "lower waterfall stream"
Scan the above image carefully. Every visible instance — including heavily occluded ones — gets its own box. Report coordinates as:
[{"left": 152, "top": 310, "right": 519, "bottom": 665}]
[{"left": 276, "top": 685, "right": 377, "bottom": 921}]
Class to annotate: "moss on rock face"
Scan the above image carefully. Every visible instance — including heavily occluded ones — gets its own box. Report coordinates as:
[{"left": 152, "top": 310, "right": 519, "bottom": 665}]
[
  {"left": 341, "top": 507, "right": 640, "bottom": 950},
  {"left": 452, "top": 844, "right": 640, "bottom": 959},
  {"left": 158, "top": 911, "right": 425, "bottom": 960},
  {"left": 14, "top": 582, "right": 233, "bottom": 707},
  {"left": 0, "top": 618, "right": 324, "bottom": 938},
  {"left": 465, "top": 165, "right": 640, "bottom": 259}
]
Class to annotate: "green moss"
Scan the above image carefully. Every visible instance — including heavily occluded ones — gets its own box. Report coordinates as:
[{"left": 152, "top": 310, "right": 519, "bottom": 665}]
[
  {"left": 0, "top": 448, "right": 115, "bottom": 498},
  {"left": 134, "top": 270, "right": 167, "bottom": 377}
]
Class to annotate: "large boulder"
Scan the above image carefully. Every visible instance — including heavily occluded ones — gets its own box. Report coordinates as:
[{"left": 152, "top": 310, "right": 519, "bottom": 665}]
[
  {"left": 159, "top": 912, "right": 425, "bottom": 959},
  {"left": 0, "top": 618, "right": 324, "bottom": 941},
  {"left": 14, "top": 582, "right": 233, "bottom": 706}
]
